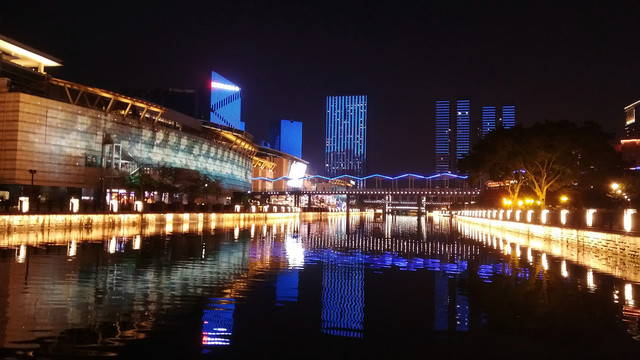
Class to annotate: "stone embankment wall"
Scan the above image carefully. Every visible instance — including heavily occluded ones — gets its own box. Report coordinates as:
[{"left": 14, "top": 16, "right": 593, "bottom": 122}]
[{"left": 456, "top": 215, "right": 640, "bottom": 283}]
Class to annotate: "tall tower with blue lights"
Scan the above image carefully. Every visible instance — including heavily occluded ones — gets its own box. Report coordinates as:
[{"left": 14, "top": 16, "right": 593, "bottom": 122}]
[
  {"left": 482, "top": 106, "right": 496, "bottom": 137},
  {"left": 210, "top": 71, "right": 244, "bottom": 130},
  {"left": 435, "top": 99, "right": 470, "bottom": 173},
  {"left": 501, "top": 104, "right": 515, "bottom": 129},
  {"left": 269, "top": 119, "right": 303, "bottom": 158},
  {"left": 435, "top": 100, "right": 451, "bottom": 174},
  {"left": 325, "top": 95, "right": 367, "bottom": 177}
]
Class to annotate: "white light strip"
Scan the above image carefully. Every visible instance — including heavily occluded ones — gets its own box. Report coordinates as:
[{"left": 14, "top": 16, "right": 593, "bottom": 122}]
[{"left": 211, "top": 81, "right": 240, "bottom": 91}]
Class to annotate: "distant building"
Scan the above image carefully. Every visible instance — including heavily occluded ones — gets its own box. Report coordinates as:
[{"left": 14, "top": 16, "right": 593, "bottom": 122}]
[
  {"left": 481, "top": 106, "right": 496, "bottom": 137},
  {"left": 210, "top": 71, "right": 244, "bottom": 130},
  {"left": 269, "top": 119, "right": 302, "bottom": 158},
  {"left": 501, "top": 104, "right": 515, "bottom": 129},
  {"left": 434, "top": 99, "right": 470, "bottom": 173},
  {"left": 325, "top": 95, "right": 367, "bottom": 177},
  {"left": 622, "top": 100, "right": 640, "bottom": 169}
]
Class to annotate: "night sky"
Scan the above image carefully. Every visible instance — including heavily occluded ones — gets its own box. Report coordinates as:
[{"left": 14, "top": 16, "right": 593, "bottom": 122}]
[{"left": 3, "top": 1, "right": 640, "bottom": 175}]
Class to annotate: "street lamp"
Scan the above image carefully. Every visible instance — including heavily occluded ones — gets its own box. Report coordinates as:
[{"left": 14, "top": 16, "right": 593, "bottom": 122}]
[{"left": 28, "top": 169, "right": 37, "bottom": 212}]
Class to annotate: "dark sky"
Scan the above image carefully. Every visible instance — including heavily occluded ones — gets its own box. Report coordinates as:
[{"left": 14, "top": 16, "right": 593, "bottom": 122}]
[{"left": 3, "top": 1, "right": 640, "bottom": 175}]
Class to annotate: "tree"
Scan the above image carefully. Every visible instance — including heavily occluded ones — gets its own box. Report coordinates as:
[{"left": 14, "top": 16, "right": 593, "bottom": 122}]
[
  {"left": 461, "top": 121, "right": 622, "bottom": 208},
  {"left": 460, "top": 126, "right": 527, "bottom": 208}
]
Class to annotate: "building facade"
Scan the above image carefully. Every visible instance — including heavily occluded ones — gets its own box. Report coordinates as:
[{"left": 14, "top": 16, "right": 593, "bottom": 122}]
[
  {"left": 0, "top": 36, "right": 256, "bottom": 210},
  {"left": 434, "top": 99, "right": 470, "bottom": 173},
  {"left": 269, "top": 119, "right": 302, "bottom": 158},
  {"left": 325, "top": 95, "right": 367, "bottom": 177},
  {"left": 210, "top": 71, "right": 244, "bottom": 130},
  {"left": 622, "top": 100, "right": 640, "bottom": 168}
]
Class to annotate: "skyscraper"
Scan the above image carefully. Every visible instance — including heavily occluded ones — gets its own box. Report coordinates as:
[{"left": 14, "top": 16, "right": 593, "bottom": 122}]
[
  {"left": 481, "top": 106, "right": 496, "bottom": 137},
  {"left": 501, "top": 104, "right": 515, "bottom": 129},
  {"left": 435, "top": 101, "right": 451, "bottom": 174},
  {"left": 210, "top": 71, "right": 244, "bottom": 130},
  {"left": 269, "top": 119, "right": 302, "bottom": 158},
  {"left": 456, "top": 100, "right": 470, "bottom": 162},
  {"left": 434, "top": 99, "right": 470, "bottom": 173},
  {"left": 325, "top": 95, "right": 367, "bottom": 177}
]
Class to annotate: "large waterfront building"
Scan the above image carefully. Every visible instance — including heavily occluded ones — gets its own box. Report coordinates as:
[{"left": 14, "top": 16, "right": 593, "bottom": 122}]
[
  {"left": 0, "top": 35, "right": 256, "bottom": 210},
  {"left": 434, "top": 99, "right": 470, "bottom": 173},
  {"left": 269, "top": 119, "right": 302, "bottom": 158},
  {"left": 325, "top": 95, "right": 367, "bottom": 177},
  {"left": 210, "top": 71, "right": 244, "bottom": 130}
]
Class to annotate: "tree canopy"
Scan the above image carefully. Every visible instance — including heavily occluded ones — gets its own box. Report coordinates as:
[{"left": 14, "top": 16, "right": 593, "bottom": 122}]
[{"left": 460, "top": 120, "right": 622, "bottom": 207}]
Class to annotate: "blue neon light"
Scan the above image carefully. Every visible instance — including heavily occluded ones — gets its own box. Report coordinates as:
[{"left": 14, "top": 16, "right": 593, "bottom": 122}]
[{"left": 251, "top": 172, "right": 468, "bottom": 182}]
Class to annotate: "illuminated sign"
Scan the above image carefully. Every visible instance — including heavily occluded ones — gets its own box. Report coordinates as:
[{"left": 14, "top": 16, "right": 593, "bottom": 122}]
[
  {"left": 211, "top": 81, "right": 240, "bottom": 92},
  {"left": 287, "top": 161, "right": 307, "bottom": 188},
  {"left": 626, "top": 107, "right": 636, "bottom": 126}
]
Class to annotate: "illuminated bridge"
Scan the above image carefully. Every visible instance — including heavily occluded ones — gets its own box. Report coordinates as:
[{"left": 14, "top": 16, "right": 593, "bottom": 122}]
[{"left": 251, "top": 173, "right": 480, "bottom": 211}]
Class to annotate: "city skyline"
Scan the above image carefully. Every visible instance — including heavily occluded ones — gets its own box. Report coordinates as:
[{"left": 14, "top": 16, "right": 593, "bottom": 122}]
[{"left": 4, "top": 2, "right": 640, "bottom": 174}]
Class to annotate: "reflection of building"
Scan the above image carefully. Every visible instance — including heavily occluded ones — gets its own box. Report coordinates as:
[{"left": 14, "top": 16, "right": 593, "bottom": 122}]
[
  {"left": 0, "top": 35, "right": 256, "bottom": 208},
  {"left": 210, "top": 71, "right": 244, "bottom": 130},
  {"left": 325, "top": 95, "right": 367, "bottom": 177},
  {"left": 252, "top": 146, "right": 309, "bottom": 191},
  {"left": 321, "top": 251, "right": 364, "bottom": 338},
  {"left": 269, "top": 119, "right": 302, "bottom": 158}
]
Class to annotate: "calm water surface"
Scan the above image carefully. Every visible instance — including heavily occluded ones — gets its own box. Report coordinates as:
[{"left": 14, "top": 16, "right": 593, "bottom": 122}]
[{"left": 1, "top": 214, "right": 639, "bottom": 359}]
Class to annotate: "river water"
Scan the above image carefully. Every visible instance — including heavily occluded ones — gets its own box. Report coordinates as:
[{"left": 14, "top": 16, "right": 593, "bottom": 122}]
[{"left": 0, "top": 213, "right": 639, "bottom": 359}]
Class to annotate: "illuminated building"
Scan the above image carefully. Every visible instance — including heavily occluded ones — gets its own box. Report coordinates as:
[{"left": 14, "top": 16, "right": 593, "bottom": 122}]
[
  {"left": 0, "top": 35, "right": 256, "bottom": 209},
  {"left": 251, "top": 146, "right": 309, "bottom": 191},
  {"left": 210, "top": 71, "right": 244, "bottom": 130},
  {"left": 622, "top": 100, "right": 640, "bottom": 169},
  {"left": 434, "top": 99, "right": 470, "bottom": 173},
  {"left": 269, "top": 119, "right": 302, "bottom": 158},
  {"left": 325, "top": 95, "right": 367, "bottom": 178},
  {"left": 482, "top": 106, "right": 496, "bottom": 137},
  {"left": 501, "top": 104, "right": 515, "bottom": 129}
]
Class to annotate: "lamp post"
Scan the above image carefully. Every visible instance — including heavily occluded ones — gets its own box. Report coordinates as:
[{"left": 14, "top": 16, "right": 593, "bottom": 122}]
[{"left": 28, "top": 169, "right": 37, "bottom": 211}]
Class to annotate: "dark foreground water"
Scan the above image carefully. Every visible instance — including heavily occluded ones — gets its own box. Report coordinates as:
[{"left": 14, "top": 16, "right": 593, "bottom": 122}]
[{"left": 1, "top": 214, "right": 639, "bottom": 359}]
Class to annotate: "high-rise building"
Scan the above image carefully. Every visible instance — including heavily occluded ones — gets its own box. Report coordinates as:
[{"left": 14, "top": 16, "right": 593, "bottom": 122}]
[
  {"left": 456, "top": 100, "right": 470, "bottom": 162},
  {"left": 325, "top": 95, "right": 367, "bottom": 177},
  {"left": 269, "top": 119, "right": 302, "bottom": 158},
  {"left": 210, "top": 71, "right": 244, "bottom": 130},
  {"left": 435, "top": 101, "right": 451, "bottom": 174},
  {"left": 501, "top": 104, "right": 515, "bottom": 129},
  {"left": 482, "top": 106, "right": 496, "bottom": 137},
  {"left": 434, "top": 99, "right": 470, "bottom": 173}
]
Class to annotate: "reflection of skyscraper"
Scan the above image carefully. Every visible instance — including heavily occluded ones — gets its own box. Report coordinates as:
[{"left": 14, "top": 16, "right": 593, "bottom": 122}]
[
  {"left": 202, "top": 298, "right": 235, "bottom": 347},
  {"left": 434, "top": 99, "right": 470, "bottom": 173},
  {"left": 325, "top": 95, "right": 367, "bottom": 177},
  {"left": 321, "top": 251, "right": 364, "bottom": 338},
  {"left": 269, "top": 119, "right": 302, "bottom": 158},
  {"left": 210, "top": 71, "right": 244, "bottom": 130}
]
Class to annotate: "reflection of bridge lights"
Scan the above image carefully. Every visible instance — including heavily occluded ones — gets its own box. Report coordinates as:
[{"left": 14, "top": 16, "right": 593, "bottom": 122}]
[
  {"left": 587, "top": 269, "right": 596, "bottom": 291},
  {"left": 234, "top": 226, "right": 239, "bottom": 240},
  {"left": 67, "top": 239, "right": 77, "bottom": 257},
  {"left": 263, "top": 224, "right": 267, "bottom": 237},
  {"left": 109, "top": 237, "right": 116, "bottom": 253},
  {"left": 626, "top": 283, "right": 634, "bottom": 307},
  {"left": 561, "top": 260, "right": 568, "bottom": 278},
  {"left": 16, "top": 244, "right": 26, "bottom": 263},
  {"left": 251, "top": 224, "right": 255, "bottom": 238}
]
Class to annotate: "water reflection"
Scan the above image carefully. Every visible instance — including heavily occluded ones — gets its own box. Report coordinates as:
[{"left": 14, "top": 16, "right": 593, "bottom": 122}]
[{"left": 0, "top": 213, "right": 639, "bottom": 358}]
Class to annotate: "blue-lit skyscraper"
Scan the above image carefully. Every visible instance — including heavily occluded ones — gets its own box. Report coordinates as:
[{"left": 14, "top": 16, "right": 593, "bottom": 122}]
[
  {"left": 435, "top": 101, "right": 451, "bottom": 174},
  {"left": 325, "top": 95, "right": 367, "bottom": 177},
  {"left": 269, "top": 119, "right": 302, "bottom": 158},
  {"left": 501, "top": 104, "right": 515, "bottom": 129},
  {"left": 456, "top": 100, "right": 470, "bottom": 162},
  {"left": 210, "top": 71, "right": 244, "bottom": 130},
  {"left": 435, "top": 99, "right": 470, "bottom": 173},
  {"left": 482, "top": 106, "right": 496, "bottom": 138}
]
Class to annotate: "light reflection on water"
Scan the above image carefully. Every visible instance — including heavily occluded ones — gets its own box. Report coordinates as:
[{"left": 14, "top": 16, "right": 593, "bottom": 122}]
[{"left": 0, "top": 213, "right": 639, "bottom": 358}]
